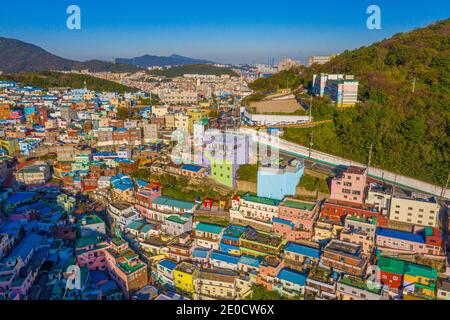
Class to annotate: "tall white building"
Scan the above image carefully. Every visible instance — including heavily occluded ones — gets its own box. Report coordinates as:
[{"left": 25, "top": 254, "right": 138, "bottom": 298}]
[
  {"left": 389, "top": 195, "right": 440, "bottom": 227},
  {"left": 313, "top": 73, "right": 359, "bottom": 107}
]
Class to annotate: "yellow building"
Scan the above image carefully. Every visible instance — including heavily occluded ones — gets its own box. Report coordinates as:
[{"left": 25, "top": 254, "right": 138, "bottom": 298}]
[
  {"left": 403, "top": 264, "right": 437, "bottom": 299},
  {"left": 174, "top": 113, "right": 189, "bottom": 132},
  {"left": 0, "top": 138, "right": 19, "bottom": 156},
  {"left": 164, "top": 114, "right": 176, "bottom": 129},
  {"left": 173, "top": 262, "right": 197, "bottom": 294},
  {"left": 314, "top": 220, "right": 343, "bottom": 242},
  {"left": 187, "top": 108, "right": 209, "bottom": 133}
]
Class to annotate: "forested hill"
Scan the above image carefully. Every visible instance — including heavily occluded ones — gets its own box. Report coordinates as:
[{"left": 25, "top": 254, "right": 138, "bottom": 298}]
[
  {"left": 259, "top": 18, "right": 450, "bottom": 185},
  {"left": 0, "top": 71, "right": 138, "bottom": 93}
]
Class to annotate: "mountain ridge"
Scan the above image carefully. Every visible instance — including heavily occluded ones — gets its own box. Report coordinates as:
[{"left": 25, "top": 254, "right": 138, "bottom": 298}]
[
  {"left": 113, "top": 54, "right": 215, "bottom": 68},
  {"left": 0, "top": 37, "right": 140, "bottom": 73}
]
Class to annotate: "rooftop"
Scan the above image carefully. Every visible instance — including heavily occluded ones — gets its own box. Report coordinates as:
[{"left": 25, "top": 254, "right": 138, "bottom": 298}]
[
  {"left": 339, "top": 275, "right": 382, "bottom": 294},
  {"left": 282, "top": 199, "right": 316, "bottom": 211},
  {"left": 196, "top": 222, "right": 224, "bottom": 234},
  {"left": 241, "top": 193, "right": 281, "bottom": 207}
]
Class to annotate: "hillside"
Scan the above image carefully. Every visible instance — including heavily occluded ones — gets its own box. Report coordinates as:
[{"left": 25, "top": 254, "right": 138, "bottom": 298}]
[
  {"left": 0, "top": 71, "right": 137, "bottom": 93},
  {"left": 114, "top": 54, "right": 214, "bottom": 68},
  {"left": 0, "top": 37, "right": 140, "bottom": 73},
  {"left": 148, "top": 64, "right": 239, "bottom": 78},
  {"left": 252, "top": 19, "right": 450, "bottom": 186}
]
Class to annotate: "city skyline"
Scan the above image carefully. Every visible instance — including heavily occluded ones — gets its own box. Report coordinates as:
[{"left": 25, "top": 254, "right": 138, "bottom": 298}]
[{"left": 1, "top": 0, "right": 449, "bottom": 64}]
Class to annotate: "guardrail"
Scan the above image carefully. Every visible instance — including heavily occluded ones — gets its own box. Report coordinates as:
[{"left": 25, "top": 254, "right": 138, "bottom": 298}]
[{"left": 241, "top": 128, "right": 450, "bottom": 200}]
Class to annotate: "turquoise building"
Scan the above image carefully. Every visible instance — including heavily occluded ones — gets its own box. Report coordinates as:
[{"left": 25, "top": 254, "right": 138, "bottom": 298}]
[{"left": 257, "top": 159, "right": 304, "bottom": 200}]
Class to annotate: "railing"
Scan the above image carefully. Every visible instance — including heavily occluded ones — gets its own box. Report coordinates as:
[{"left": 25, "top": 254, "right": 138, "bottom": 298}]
[{"left": 241, "top": 128, "right": 449, "bottom": 199}]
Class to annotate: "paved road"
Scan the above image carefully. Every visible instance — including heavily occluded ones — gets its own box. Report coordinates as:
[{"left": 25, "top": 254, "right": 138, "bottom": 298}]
[{"left": 241, "top": 128, "right": 450, "bottom": 200}]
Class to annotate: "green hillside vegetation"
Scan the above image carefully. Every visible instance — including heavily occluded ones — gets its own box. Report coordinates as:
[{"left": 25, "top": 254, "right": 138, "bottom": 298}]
[
  {"left": 237, "top": 164, "right": 258, "bottom": 183},
  {"left": 148, "top": 64, "right": 239, "bottom": 78},
  {"left": 248, "top": 19, "right": 450, "bottom": 185},
  {"left": 298, "top": 173, "right": 329, "bottom": 194},
  {"left": 0, "top": 71, "right": 137, "bottom": 93}
]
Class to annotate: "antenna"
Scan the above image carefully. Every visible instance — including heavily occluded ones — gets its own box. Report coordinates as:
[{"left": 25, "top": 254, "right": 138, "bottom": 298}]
[
  {"left": 308, "top": 132, "right": 314, "bottom": 159},
  {"left": 366, "top": 144, "right": 373, "bottom": 176},
  {"left": 442, "top": 172, "right": 450, "bottom": 198}
]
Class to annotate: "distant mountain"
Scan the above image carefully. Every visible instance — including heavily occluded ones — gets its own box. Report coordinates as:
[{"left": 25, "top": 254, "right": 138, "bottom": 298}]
[
  {"left": 0, "top": 37, "right": 140, "bottom": 73},
  {"left": 148, "top": 64, "right": 239, "bottom": 78},
  {"left": 114, "top": 54, "right": 215, "bottom": 68}
]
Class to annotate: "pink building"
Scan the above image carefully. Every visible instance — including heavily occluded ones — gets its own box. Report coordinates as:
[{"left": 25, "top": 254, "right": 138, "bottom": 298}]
[
  {"left": 75, "top": 237, "right": 109, "bottom": 271},
  {"left": 330, "top": 166, "right": 367, "bottom": 205},
  {"left": 104, "top": 237, "right": 148, "bottom": 298},
  {"left": 376, "top": 227, "right": 442, "bottom": 256},
  {"left": 0, "top": 234, "right": 14, "bottom": 260},
  {"left": 256, "top": 256, "right": 285, "bottom": 291},
  {"left": 273, "top": 199, "right": 319, "bottom": 241},
  {"left": 10, "top": 270, "right": 34, "bottom": 298}
]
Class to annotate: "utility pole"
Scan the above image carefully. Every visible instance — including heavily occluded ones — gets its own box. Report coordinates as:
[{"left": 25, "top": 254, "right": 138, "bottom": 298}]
[
  {"left": 309, "top": 132, "right": 314, "bottom": 159},
  {"left": 309, "top": 95, "right": 313, "bottom": 123},
  {"left": 411, "top": 77, "right": 416, "bottom": 94},
  {"left": 442, "top": 172, "right": 450, "bottom": 198},
  {"left": 366, "top": 144, "right": 373, "bottom": 176}
]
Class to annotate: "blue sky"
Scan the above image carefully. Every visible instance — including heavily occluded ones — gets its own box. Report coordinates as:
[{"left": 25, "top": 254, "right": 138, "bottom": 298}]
[{"left": 0, "top": 0, "right": 449, "bottom": 64}]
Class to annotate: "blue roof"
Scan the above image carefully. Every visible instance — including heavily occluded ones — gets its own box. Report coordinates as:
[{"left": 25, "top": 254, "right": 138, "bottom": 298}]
[
  {"left": 159, "top": 259, "right": 177, "bottom": 270},
  {"left": 192, "top": 248, "right": 210, "bottom": 259},
  {"left": 135, "top": 179, "right": 150, "bottom": 188},
  {"left": 6, "top": 192, "right": 37, "bottom": 205},
  {"left": 277, "top": 268, "right": 306, "bottom": 286},
  {"left": 284, "top": 242, "right": 321, "bottom": 259},
  {"left": 210, "top": 250, "right": 239, "bottom": 265},
  {"left": 238, "top": 255, "right": 260, "bottom": 268},
  {"left": 376, "top": 227, "right": 425, "bottom": 243},
  {"left": 89, "top": 270, "right": 109, "bottom": 285},
  {"left": 98, "top": 280, "right": 119, "bottom": 294},
  {"left": 272, "top": 217, "right": 295, "bottom": 229},
  {"left": 93, "top": 152, "right": 117, "bottom": 157},
  {"left": 7, "top": 233, "right": 44, "bottom": 261},
  {"left": 181, "top": 164, "right": 203, "bottom": 173}
]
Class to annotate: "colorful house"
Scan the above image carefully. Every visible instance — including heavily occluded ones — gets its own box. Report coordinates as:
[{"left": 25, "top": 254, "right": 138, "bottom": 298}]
[{"left": 173, "top": 261, "right": 197, "bottom": 295}]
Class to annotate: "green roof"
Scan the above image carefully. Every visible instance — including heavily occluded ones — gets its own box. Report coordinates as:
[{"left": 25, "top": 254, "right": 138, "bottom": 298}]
[
  {"left": 140, "top": 224, "right": 154, "bottom": 233},
  {"left": 424, "top": 227, "right": 433, "bottom": 237},
  {"left": 347, "top": 215, "right": 377, "bottom": 225},
  {"left": 76, "top": 236, "right": 101, "bottom": 249},
  {"left": 81, "top": 214, "right": 104, "bottom": 225},
  {"left": 377, "top": 256, "right": 405, "bottom": 274},
  {"left": 377, "top": 255, "right": 437, "bottom": 280},
  {"left": 112, "top": 237, "right": 126, "bottom": 246},
  {"left": 196, "top": 222, "right": 224, "bottom": 234},
  {"left": 282, "top": 200, "right": 315, "bottom": 211},
  {"left": 339, "top": 276, "right": 381, "bottom": 294},
  {"left": 405, "top": 264, "right": 437, "bottom": 280},
  {"left": 118, "top": 261, "right": 145, "bottom": 274},
  {"left": 153, "top": 196, "right": 196, "bottom": 210},
  {"left": 242, "top": 193, "right": 280, "bottom": 207},
  {"left": 127, "top": 220, "right": 145, "bottom": 230},
  {"left": 166, "top": 215, "right": 189, "bottom": 224}
]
